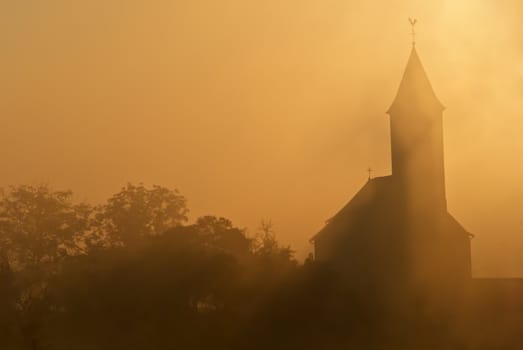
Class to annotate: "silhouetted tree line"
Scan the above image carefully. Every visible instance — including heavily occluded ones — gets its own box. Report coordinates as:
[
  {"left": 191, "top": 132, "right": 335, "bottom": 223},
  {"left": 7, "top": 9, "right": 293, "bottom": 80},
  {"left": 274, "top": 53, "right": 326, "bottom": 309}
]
[
  {"left": 0, "top": 184, "right": 305, "bottom": 349},
  {"left": 0, "top": 184, "right": 521, "bottom": 350}
]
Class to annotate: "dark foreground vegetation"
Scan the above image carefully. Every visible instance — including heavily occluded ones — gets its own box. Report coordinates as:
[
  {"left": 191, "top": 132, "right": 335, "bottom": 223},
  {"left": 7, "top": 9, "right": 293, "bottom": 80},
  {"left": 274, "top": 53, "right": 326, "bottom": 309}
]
[{"left": 0, "top": 184, "right": 521, "bottom": 350}]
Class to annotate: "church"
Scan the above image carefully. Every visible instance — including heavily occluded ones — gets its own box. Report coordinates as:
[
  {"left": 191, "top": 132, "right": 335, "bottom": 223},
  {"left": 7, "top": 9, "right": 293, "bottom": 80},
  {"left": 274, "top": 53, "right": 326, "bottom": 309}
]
[
  {"left": 311, "top": 45, "right": 472, "bottom": 295},
  {"left": 310, "top": 41, "right": 523, "bottom": 334}
]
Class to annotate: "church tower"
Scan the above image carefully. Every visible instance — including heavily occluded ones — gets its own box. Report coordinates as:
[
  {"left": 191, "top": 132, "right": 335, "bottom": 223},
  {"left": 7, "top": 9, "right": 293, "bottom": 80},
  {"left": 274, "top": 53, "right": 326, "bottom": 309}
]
[
  {"left": 312, "top": 36, "right": 472, "bottom": 293},
  {"left": 388, "top": 47, "right": 447, "bottom": 213}
]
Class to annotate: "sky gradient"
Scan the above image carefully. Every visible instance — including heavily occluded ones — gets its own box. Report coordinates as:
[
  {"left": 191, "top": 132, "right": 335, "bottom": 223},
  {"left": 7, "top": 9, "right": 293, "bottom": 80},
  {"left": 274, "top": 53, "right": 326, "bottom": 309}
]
[{"left": 3, "top": 0, "right": 523, "bottom": 275}]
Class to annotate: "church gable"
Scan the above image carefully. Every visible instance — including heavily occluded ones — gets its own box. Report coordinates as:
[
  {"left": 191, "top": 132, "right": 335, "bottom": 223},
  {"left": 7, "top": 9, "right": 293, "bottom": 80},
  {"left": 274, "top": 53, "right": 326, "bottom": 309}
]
[{"left": 311, "top": 176, "right": 394, "bottom": 244}]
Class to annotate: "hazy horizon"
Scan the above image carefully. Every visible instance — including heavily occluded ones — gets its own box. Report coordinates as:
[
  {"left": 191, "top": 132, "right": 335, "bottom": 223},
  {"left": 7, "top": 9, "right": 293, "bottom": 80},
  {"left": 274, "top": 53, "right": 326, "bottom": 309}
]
[{"left": 3, "top": 0, "right": 523, "bottom": 276}]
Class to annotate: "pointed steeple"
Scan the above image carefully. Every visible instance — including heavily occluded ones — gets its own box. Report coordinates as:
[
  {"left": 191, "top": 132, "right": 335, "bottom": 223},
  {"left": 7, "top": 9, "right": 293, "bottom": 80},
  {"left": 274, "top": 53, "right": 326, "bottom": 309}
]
[
  {"left": 388, "top": 45, "right": 448, "bottom": 212},
  {"left": 387, "top": 47, "right": 444, "bottom": 115}
]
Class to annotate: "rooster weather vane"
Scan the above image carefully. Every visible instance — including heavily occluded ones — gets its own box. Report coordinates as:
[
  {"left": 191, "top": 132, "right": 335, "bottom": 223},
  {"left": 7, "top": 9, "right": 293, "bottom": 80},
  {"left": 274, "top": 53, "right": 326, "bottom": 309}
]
[{"left": 409, "top": 17, "right": 418, "bottom": 46}]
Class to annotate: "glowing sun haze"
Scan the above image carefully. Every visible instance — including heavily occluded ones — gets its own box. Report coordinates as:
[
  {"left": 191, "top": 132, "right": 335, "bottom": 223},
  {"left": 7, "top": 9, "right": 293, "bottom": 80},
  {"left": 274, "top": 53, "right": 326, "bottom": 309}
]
[{"left": 2, "top": 0, "right": 523, "bottom": 275}]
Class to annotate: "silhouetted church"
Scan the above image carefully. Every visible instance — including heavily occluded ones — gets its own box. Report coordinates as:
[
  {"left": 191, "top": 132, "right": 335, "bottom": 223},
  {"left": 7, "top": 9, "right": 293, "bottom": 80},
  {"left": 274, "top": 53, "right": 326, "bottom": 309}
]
[
  {"left": 311, "top": 46, "right": 473, "bottom": 294},
  {"left": 311, "top": 43, "right": 523, "bottom": 346}
]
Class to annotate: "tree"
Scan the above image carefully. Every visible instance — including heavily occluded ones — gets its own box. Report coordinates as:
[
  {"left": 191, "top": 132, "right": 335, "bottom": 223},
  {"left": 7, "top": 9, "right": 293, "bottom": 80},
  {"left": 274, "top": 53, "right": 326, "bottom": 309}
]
[
  {"left": 46, "top": 217, "right": 249, "bottom": 349},
  {"left": 192, "top": 216, "right": 251, "bottom": 256},
  {"left": 94, "top": 183, "right": 188, "bottom": 246},
  {"left": 0, "top": 184, "right": 92, "bottom": 269},
  {"left": 0, "top": 254, "right": 20, "bottom": 348},
  {"left": 0, "top": 184, "right": 92, "bottom": 349},
  {"left": 253, "top": 220, "right": 295, "bottom": 263}
]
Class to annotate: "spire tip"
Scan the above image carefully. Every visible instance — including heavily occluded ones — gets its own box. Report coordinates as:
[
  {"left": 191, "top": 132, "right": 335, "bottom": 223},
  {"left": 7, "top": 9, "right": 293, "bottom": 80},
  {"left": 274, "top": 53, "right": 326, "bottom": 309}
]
[{"left": 408, "top": 18, "right": 418, "bottom": 47}]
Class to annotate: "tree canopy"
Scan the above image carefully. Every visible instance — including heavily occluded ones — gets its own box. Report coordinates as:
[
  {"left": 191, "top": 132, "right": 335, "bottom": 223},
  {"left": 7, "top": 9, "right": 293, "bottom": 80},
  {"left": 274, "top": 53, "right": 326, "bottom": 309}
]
[{"left": 0, "top": 183, "right": 302, "bottom": 349}]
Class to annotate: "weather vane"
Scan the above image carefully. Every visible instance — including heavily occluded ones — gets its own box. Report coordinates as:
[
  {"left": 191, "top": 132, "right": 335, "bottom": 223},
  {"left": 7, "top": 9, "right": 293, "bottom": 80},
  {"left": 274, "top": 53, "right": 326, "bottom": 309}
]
[
  {"left": 409, "top": 17, "right": 418, "bottom": 46},
  {"left": 367, "top": 167, "right": 373, "bottom": 180}
]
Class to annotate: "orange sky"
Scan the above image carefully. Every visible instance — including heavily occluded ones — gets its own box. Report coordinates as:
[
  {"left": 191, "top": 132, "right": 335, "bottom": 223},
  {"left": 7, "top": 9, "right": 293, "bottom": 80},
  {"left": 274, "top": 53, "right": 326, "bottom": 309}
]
[{"left": 3, "top": 0, "right": 523, "bottom": 276}]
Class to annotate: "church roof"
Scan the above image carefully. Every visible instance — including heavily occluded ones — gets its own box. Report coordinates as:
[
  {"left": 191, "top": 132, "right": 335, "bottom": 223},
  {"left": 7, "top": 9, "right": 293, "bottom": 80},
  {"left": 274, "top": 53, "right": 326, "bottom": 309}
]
[
  {"left": 387, "top": 47, "right": 445, "bottom": 114},
  {"left": 310, "top": 175, "right": 470, "bottom": 243},
  {"left": 310, "top": 176, "right": 395, "bottom": 242},
  {"left": 325, "top": 176, "right": 393, "bottom": 225}
]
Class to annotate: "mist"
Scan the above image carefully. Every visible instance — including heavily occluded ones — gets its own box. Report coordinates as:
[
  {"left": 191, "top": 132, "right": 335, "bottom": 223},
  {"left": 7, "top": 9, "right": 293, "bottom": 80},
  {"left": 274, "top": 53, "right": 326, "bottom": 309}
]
[
  {"left": 2, "top": 1, "right": 523, "bottom": 349},
  {"left": 2, "top": 0, "right": 523, "bottom": 273}
]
